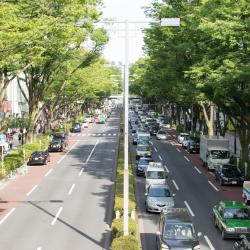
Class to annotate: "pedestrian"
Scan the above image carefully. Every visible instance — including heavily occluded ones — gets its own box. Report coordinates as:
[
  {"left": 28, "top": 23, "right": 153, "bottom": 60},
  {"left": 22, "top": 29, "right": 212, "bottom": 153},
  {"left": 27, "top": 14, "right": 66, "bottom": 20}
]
[
  {"left": 18, "top": 133, "right": 22, "bottom": 145},
  {"left": 9, "top": 137, "right": 13, "bottom": 150}
]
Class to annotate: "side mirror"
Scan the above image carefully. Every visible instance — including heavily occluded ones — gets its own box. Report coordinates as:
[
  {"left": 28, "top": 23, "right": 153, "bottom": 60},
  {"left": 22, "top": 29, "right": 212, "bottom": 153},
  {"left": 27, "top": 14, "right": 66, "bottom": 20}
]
[
  {"left": 156, "top": 231, "right": 161, "bottom": 236},
  {"left": 197, "top": 232, "right": 202, "bottom": 237}
]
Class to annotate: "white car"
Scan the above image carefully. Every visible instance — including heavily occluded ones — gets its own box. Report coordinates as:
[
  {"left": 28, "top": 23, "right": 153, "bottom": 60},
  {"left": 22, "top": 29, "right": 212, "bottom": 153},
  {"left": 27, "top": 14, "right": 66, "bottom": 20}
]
[
  {"left": 160, "top": 122, "right": 171, "bottom": 129},
  {"left": 177, "top": 133, "right": 189, "bottom": 144},
  {"left": 156, "top": 130, "right": 168, "bottom": 140},
  {"left": 82, "top": 122, "right": 89, "bottom": 128}
]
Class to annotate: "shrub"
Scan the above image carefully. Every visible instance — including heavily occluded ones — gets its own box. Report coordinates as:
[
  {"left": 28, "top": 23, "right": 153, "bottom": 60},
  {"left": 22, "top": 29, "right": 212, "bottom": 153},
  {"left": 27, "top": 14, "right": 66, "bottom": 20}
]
[
  {"left": 112, "top": 218, "right": 137, "bottom": 239},
  {"left": 111, "top": 235, "right": 139, "bottom": 250}
]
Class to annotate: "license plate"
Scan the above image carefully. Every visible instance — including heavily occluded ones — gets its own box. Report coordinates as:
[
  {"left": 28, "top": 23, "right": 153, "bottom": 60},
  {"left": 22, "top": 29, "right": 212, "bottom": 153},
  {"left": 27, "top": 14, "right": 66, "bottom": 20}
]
[
  {"left": 35, "top": 157, "right": 39, "bottom": 160},
  {"left": 232, "top": 181, "right": 237, "bottom": 184}
]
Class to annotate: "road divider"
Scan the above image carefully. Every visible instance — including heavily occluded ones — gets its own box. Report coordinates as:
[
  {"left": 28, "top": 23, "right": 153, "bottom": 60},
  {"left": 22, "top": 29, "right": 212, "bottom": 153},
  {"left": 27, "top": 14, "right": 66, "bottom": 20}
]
[
  {"left": 208, "top": 181, "right": 219, "bottom": 191},
  {"left": 172, "top": 180, "right": 180, "bottom": 191},
  {"left": 204, "top": 235, "right": 215, "bottom": 250},
  {"left": 184, "top": 201, "right": 195, "bottom": 217},
  {"left": 26, "top": 184, "right": 38, "bottom": 196},
  {"left": 68, "top": 184, "right": 76, "bottom": 195},
  {"left": 51, "top": 207, "right": 63, "bottom": 226},
  {"left": 0, "top": 208, "right": 16, "bottom": 225}
]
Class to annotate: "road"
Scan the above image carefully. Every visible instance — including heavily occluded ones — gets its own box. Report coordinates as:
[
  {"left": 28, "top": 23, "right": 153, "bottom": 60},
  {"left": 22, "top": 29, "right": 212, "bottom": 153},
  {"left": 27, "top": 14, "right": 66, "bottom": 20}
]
[
  {"left": 0, "top": 109, "right": 120, "bottom": 250},
  {"left": 131, "top": 130, "right": 238, "bottom": 250}
]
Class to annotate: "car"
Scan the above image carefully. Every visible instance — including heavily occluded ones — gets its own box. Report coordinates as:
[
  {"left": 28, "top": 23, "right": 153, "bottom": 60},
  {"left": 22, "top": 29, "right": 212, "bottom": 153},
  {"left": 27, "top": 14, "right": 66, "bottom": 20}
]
[
  {"left": 48, "top": 139, "right": 65, "bottom": 152},
  {"left": 145, "top": 184, "right": 175, "bottom": 213},
  {"left": 187, "top": 139, "right": 200, "bottom": 154},
  {"left": 160, "top": 121, "right": 171, "bottom": 129},
  {"left": 233, "top": 235, "right": 250, "bottom": 250},
  {"left": 156, "top": 208, "right": 201, "bottom": 250},
  {"left": 156, "top": 130, "right": 168, "bottom": 140},
  {"left": 137, "top": 139, "right": 150, "bottom": 147},
  {"left": 52, "top": 132, "right": 68, "bottom": 147},
  {"left": 213, "top": 201, "right": 250, "bottom": 239},
  {"left": 214, "top": 164, "right": 244, "bottom": 186},
  {"left": 27, "top": 150, "right": 50, "bottom": 165},
  {"left": 71, "top": 123, "right": 81, "bottom": 133},
  {"left": 82, "top": 121, "right": 89, "bottom": 128},
  {"left": 148, "top": 125, "right": 158, "bottom": 136},
  {"left": 136, "top": 157, "right": 154, "bottom": 176},
  {"left": 85, "top": 115, "right": 94, "bottom": 123},
  {"left": 136, "top": 145, "right": 151, "bottom": 160},
  {"left": 177, "top": 133, "right": 189, "bottom": 144},
  {"left": 182, "top": 136, "right": 191, "bottom": 149}
]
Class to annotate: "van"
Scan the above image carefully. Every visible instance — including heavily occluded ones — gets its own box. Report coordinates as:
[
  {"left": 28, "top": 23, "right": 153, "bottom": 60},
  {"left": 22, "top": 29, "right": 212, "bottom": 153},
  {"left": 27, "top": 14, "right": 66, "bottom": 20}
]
[{"left": 145, "top": 162, "right": 167, "bottom": 190}]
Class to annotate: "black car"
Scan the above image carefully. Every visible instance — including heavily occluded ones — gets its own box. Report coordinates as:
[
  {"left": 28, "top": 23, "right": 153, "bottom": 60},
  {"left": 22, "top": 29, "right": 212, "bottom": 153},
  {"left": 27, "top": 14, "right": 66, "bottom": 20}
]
[
  {"left": 156, "top": 208, "right": 200, "bottom": 250},
  {"left": 187, "top": 139, "right": 200, "bottom": 154},
  {"left": 136, "top": 157, "right": 154, "bottom": 176},
  {"left": 71, "top": 123, "right": 81, "bottom": 133},
  {"left": 148, "top": 125, "right": 158, "bottom": 136},
  {"left": 234, "top": 236, "right": 250, "bottom": 250},
  {"left": 52, "top": 132, "right": 68, "bottom": 147},
  {"left": 214, "top": 164, "right": 245, "bottom": 186},
  {"left": 48, "top": 139, "right": 65, "bottom": 152},
  {"left": 27, "top": 150, "right": 50, "bottom": 165}
]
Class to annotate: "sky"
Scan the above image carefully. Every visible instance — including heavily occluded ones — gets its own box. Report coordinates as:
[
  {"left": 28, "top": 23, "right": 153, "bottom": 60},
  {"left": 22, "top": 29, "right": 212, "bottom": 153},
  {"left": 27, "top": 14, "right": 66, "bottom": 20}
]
[{"left": 101, "top": 0, "right": 153, "bottom": 64}]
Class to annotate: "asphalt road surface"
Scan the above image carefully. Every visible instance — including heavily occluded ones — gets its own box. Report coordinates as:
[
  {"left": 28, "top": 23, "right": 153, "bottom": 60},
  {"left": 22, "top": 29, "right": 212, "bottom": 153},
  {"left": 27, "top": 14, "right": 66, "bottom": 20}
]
[
  {"left": 0, "top": 109, "right": 120, "bottom": 250},
  {"left": 131, "top": 132, "right": 236, "bottom": 250}
]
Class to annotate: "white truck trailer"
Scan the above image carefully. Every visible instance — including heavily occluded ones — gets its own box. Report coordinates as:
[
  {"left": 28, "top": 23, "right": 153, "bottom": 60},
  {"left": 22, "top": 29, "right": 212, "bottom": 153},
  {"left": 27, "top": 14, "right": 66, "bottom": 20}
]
[{"left": 200, "top": 135, "right": 230, "bottom": 170}]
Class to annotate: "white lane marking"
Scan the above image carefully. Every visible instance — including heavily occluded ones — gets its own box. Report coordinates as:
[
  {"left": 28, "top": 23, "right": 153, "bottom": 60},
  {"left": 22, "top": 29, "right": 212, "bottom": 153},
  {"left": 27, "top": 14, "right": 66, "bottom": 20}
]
[
  {"left": 184, "top": 156, "right": 190, "bottom": 162},
  {"left": 184, "top": 201, "right": 195, "bottom": 217},
  {"left": 86, "top": 140, "right": 99, "bottom": 163},
  {"left": 176, "top": 148, "right": 181, "bottom": 152},
  {"left": 158, "top": 155, "right": 162, "bottom": 161},
  {"left": 82, "top": 133, "right": 86, "bottom": 136},
  {"left": 57, "top": 142, "right": 78, "bottom": 164},
  {"left": 194, "top": 166, "right": 202, "bottom": 174},
  {"left": 172, "top": 180, "right": 179, "bottom": 191},
  {"left": 204, "top": 235, "right": 216, "bottom": 250},
  {"left": 45, "top": 169, "right": 53, "bottom": 177},
  {"left": 208, "top": 181, "right": 219, "bottom": 191},
  {"left": 37, "top": 247, "right": 42, "bottom": 250},
  {"left": 79, "top": 167, "right": 84, "bottom": 176},
  {"left": 164, "top": 165, "right": 169, "bottom": 173},
  {"left": 68, "top": 184, "right": 76, "bottom": 195},
  {"left": 51, "top": 207, "right": 63, "bottom": 226},
  {"left": 154, "top": 147, "right": 158, "bottom": 152},
  {"left": 77, "top": 134, "right": 81, "bottom": 137},
  {"left": 0, "top": 208, "right": 16, "bottom": 224},
  {"left": 26, "top": 185, "right": 38, "bottom": 196}
]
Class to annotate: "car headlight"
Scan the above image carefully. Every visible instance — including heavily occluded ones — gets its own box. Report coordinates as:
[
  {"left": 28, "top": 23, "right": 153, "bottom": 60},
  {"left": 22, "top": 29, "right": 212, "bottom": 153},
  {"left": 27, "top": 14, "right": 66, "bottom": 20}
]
[
  {"left": 193, "top": 245, "right": 200, "bottom": 250},
  {"left": 160, "top": 243, "right": 169, "bottom": 250},
  {"left": 225, "top": 227, "right": 235, "bottom": 232}
]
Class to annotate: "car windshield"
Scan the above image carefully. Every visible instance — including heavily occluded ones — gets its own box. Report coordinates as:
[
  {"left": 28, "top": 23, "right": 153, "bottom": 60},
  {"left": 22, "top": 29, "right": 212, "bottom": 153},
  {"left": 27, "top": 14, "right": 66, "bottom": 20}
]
[
  {"left": 223, "top": 208, "right": 250, "bottom": 219},
  {"left": 148, "top": 187, "right": 171, "bottom": 197},
  {"left": 147, "top": 171, "right": 165, "bottom": 179},
  {"left": 51, "top": 139, "right": 61, "bottom": 144},
  {"left": 164, "top": 223, "right": 197, "bottom": 241},
  {"left": 138, "top": 140, "right": 149, "bottom": 145},
  {"left": 137, "top": 146, "right": 149, "bottom": 151},
  {"left": 139, "top": 136, "right": 150, "bottom": 141},
  {"left": 139, "top": 159, "right": 152, "bottom": 165},
  {"left": 222, "top": 167, "right": 241, "bottom": 177},
  {"left": 158, "top": 131, "right": 166, "bottom": 135},
  {"left": 32, "top": 151, "right": 43, "bottom": 157},
  {"left": 211, "top": 150, "right": 230, "bottom": 159}
]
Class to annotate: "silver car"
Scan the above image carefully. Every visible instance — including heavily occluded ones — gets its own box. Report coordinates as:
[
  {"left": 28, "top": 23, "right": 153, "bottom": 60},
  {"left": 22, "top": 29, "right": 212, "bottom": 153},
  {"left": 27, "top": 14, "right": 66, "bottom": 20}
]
[
  {"left": 156, "top": 130, "right": 168, "bottom": 140},
  {"left": 177, "top": 133, "right": 189, "bottom": 144},
  {"left": 145, "top": 184, "right": 175, "bottom": 213},
  {"left": 136, "top": 145, "right": 151, "bottom": 160}
]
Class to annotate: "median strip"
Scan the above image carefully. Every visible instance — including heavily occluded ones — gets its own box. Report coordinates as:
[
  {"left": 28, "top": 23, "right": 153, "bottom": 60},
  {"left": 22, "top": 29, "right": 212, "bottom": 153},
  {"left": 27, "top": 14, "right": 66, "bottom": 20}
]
[
  {"left": 184, "top": 201, "right": 195, "bottom": 217},
  {"left": 51, "top": 207, "right": 63, "bottom": 226},
  {"left": 85, "top": 140, "right": 99, "bottom": 163},
  {"left": 208, "top": 181, "right": 219, "bottom": 191}
]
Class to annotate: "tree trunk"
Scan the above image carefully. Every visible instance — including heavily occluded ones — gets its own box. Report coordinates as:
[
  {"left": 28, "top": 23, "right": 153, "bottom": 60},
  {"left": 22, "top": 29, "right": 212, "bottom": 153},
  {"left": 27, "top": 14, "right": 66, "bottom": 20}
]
[
  {"left": 238, "top": 122, "right": 250, "bottom": 168},
  {"left": 200, "top": 102, "right": 214, "bottom": 137}
]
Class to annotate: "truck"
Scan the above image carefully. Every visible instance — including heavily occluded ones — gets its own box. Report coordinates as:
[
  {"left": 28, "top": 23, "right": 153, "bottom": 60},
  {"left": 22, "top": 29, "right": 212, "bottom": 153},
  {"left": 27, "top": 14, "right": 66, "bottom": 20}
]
[
  {"left": 243, "top": 181, "right": 250, "bottom": 204},
  {"left": 199, "top": 135, "right": 230, "bottom": 170}
]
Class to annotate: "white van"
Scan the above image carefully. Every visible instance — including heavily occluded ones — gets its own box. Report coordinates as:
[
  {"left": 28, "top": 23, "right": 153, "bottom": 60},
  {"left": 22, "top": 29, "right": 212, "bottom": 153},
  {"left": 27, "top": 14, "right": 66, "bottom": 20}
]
[{"left": 145, "top": 162, "right": 167, "bottom": 190}]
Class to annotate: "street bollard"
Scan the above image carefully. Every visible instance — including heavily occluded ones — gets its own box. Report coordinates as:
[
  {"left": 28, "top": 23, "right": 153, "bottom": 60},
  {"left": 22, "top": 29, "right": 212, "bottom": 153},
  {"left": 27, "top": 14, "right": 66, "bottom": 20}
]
[
  {"left": 131, "top": 211, "right": 136, "bottom": 221},
  {"left": 115, "top": 210, "right": 120, "bottom": 219}
]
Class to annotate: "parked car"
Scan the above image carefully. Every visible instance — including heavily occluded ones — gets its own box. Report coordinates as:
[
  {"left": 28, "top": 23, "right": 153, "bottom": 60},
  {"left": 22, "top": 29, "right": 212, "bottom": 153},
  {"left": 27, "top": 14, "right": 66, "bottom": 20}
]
[
  {"left": 233, "top": 235, "right": 250, "bottom": 250},
  {"left": 213, "top": 201, "right": 250, "bottom": 239},
  {"left": 136, "top": 157, "right": 154, "bottom": 176},
  {"left": 48, "top": 139, "right": 65, "bottom": 152},
  {"left": 136, "top": 145, "right": 151, "bottom": 160},
  {"left": 148, "top": 125, "right": 158, "bottom": 136},
  {"left": 177, "top": 133, "right": 189, "bottom": 144},
  {"left": 156, "top": 208, "right": 201, "bottom": 250},
  {"left": 27, "top": 150, "right": 50, "bottom": 165},
  {"left": 160, "top": 121, "right": 171, "bottom": 129},
  {"left": 187, "top": 139, "right": 200, "bottom": 154},
  {"left": 85, "top": 115, "right": 94, "bottom": 123},
  {"left": 71, "top": 123, "right": 81, "bottom": 133},
  {"left": 214, "top": 164, "right": 244, "bottom": 186},
  {"left": 52, "top": 132, "right": 68, "bottom": 147},
  {"left": 156, "top": 130, "right": 168, "bottom": 140},
  {"left": 145, "top": 184, "right": 175, "bottom": 213}
]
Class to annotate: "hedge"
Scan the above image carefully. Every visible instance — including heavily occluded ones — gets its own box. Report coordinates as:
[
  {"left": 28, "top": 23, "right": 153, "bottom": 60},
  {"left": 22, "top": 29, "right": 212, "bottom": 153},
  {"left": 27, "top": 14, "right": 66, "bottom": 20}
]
[
  {"left": 111, "top": 235, "right": 139, "bottom": 250},
  {"left": 112, "top": 218, "right": 137, "bottom": 239}
]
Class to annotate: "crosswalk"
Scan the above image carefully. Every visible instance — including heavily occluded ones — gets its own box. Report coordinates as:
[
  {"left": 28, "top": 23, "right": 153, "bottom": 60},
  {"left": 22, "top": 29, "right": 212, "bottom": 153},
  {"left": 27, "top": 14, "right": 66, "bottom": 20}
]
[{"left": 71, "top": 133, "right": 117, "bottom": 137}]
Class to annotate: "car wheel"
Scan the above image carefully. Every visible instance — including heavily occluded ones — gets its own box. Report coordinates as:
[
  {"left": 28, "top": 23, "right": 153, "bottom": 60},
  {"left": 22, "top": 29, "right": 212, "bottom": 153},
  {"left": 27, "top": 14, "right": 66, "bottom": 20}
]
[{"left": 220, "top": 178, "right": 224, "bottom": 186}]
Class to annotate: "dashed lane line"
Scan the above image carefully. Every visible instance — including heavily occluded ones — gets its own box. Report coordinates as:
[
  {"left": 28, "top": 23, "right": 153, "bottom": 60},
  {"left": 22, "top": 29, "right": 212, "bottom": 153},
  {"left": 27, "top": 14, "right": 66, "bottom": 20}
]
[
  {"left": 208, "top": 181, "right": 219, "bottom": 191},
  {"left": 204, "top": 235, "right": 216, "bottom": 250},
  {"left": 164, "top": 165, "right": 169, "bottom": 174},
  {"left": 79, "top": 168, "right": 84, "bottom": 176},
  {"left": 194, "top": 166, "right": 202, "bottom": 174},
  {"left": 51, "top": 207, "right": 63, "bottom": 226},
  {"left": 176, "top": 148, "right": 181, "bottom": 153},
  {"left": 26, "top": 185, "right": 38, "bottom": 196},
  {"left": 172, "top": 180, "right": 180, "bottom": 191},
  {"left": 57, "top": 141, "right": 79, "bottom": 164},
  {"left": 184, "top": 201, "right": 195, "bottom": 217},
  {"left": 158, "top": 155, "right": 162, "bottom": 161},
  {"left": 68, "top": 184, "right": 76, "bottom": 195},
  {"left": 0, "top": 208, "right": 16, "bottom": 225},
  {"left": 184, "top": 156, "right": 190, "bottom": 162},
  {"left": 45, "top": 169, "right": 53, "bottom": 177},
  {"left": 154, "top": 147, "right": 158, "bottom": 152}
]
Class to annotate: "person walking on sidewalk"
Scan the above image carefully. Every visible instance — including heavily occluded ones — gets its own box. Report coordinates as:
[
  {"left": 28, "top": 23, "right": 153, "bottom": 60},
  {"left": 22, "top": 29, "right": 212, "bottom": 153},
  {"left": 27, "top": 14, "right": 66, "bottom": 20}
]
[
  {"left": 9, "top": 137, "right": 13, "bottom": 150},
  {"left": 18, "top": 133, "right": 22, "bottom": 145}
]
